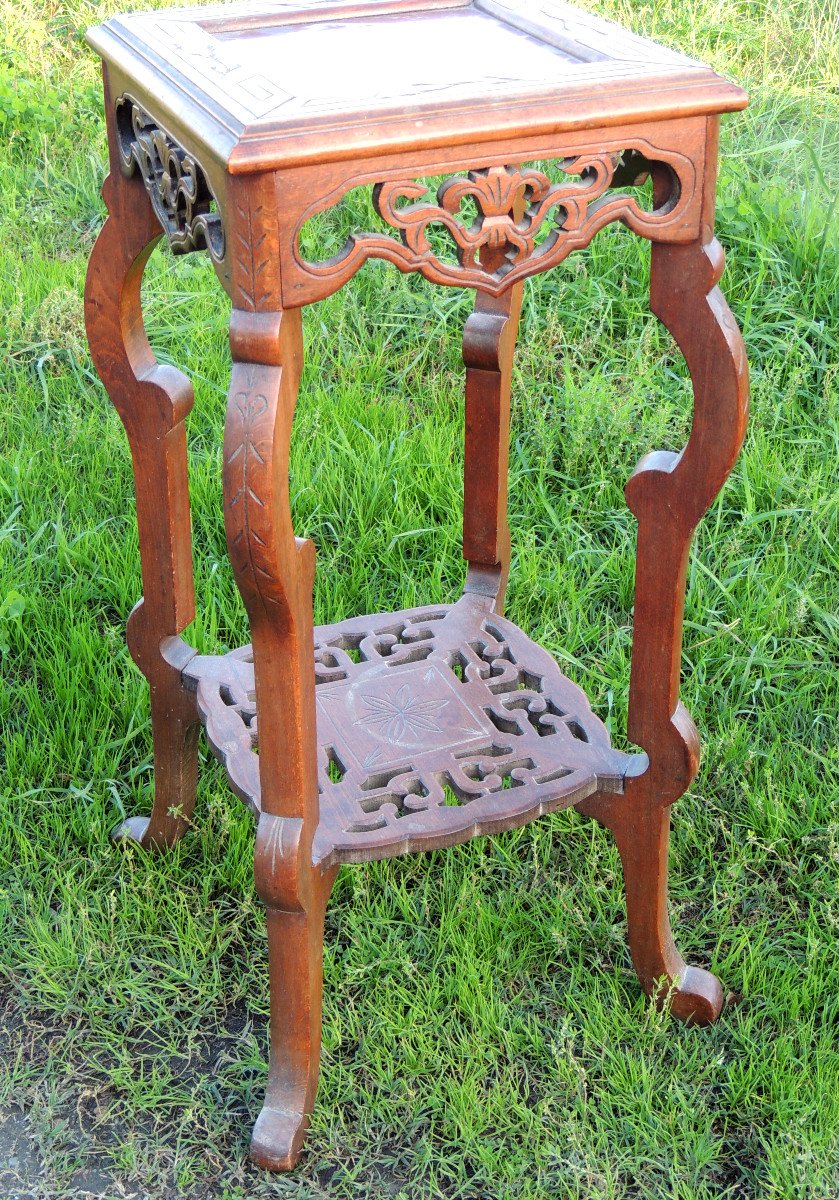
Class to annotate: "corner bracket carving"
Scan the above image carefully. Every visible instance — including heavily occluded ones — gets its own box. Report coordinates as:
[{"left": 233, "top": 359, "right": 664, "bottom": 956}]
[{"left": 115, "top": 96, "right": 225, "bottom": 263}]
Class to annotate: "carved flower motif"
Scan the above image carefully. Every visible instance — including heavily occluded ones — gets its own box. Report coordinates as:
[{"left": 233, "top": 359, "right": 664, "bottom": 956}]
[{"left": 358, "top": 684, "right": 447, "bottom": 743}]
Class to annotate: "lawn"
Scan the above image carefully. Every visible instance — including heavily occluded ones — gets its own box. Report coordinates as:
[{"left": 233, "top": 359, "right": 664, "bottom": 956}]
[{"left": 0, "top": 1, "right": 837, "bottom": 1197}]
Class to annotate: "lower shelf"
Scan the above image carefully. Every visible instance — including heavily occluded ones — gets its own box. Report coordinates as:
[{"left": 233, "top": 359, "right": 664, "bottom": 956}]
[{"left": 183, "top": 595, "right": 635, "bottom": 866}]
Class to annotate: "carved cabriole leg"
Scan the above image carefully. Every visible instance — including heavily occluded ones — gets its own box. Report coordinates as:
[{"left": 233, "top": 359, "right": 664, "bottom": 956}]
[
  {"left": 580, "top": 118, "right": 749, "bottom": 1024},
  {"left": 462, "top": 283, "right": 523, "bottom": 613},
  {"left": 222, "top": 178, "right": 336, "bottom": 1170},
  {"left": 84, "top": 70, "right": 199, "bottom": 849}
]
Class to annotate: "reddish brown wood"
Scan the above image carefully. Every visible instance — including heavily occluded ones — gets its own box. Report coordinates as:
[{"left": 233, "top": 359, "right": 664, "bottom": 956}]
[
  {"left": 290, "top": 147, "right": 705, "bottom": 300},
  {"left": 579, "top": 118, "right": 749, "bottom": 1024},
  {"left": 87, "top": 0, "right": 746, "bottom": 174},
  {"left": 84, "top": 0, "right": 749, "bottom": 1170},
  {"left": 462, "top": 285, "right": 522, "bottom": 609},
  {"left": 221, "top": 175, "right": 338, "bottom": 1168},
  {"left": 84, "top": 70, "right": 200, "bottom": 849}
]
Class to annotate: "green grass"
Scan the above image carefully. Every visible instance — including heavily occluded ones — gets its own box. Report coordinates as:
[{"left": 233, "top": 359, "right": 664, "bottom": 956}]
[{"left": 0, "top": 0, "right": 837, "bottom": 1197}]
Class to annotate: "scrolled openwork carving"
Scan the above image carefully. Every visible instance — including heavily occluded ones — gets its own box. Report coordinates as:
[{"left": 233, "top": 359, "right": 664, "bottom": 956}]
[
  {"left": 295, "top": 146, "right": 693, "bottom": 297},
  {"left": 184, "top": 598, "right": 633, "bottom": 866},
  {"left": 115, "top": 97, "right": 225, "bottom": 262}
]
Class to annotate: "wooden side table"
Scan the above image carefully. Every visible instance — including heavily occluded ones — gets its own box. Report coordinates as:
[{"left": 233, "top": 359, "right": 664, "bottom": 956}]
[{"left": 84, "top": 0, "right": 749, "bottom": 1171}]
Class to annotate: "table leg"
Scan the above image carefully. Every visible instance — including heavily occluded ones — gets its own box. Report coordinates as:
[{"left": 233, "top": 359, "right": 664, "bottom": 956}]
[
  {"left": 223, "top": 305, "right": 337, "bottom": 1166},
  {"left": 251, "top": 851, "right": 333, "bottom": 1171},
  {"left": 462, "top": 284, "right": 523, "bottom": 613},
  {"left": 580, "top": 119, "right": 748, "bottom": 1023},
  {"left": 222, "top": 180, "right": 335, "bottom": 1166},
  {"left": 85, "top": 118, "right": 199, "bottom": 850}
]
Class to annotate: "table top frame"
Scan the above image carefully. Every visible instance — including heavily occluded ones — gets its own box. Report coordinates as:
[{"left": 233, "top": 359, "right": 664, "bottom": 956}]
[{"left": 88, "top": 0, "right": 747, "bottom": 172}]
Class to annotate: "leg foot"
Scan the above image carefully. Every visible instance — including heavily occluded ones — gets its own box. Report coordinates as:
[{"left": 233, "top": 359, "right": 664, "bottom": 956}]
[
  {"left": 249, "top": 867, "right": 335, "bottom": 1172},
  {"left": 112, "top": 815, "right": 152, "bottom": 845},
  {"left": 580, "top": 794, "right": 723, "bottom": 1026},
  {"left": 250, "top": 1105, "right": 309, "bottom": 1172},
  {"left": 248, "top": 906, "right": 325, "bottom": 1171},
  {"left": 112, "top": 627, "right": 200, "bottom": 850},
  {"left": 665, "top": 965, "right": 723, "bottom": 1027},
  {"left": 110, "top": 711, "right": 199, "bottom": 851}
]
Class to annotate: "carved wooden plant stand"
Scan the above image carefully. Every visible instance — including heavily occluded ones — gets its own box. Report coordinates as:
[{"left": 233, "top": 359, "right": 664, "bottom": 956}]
[{"left": 85, "top": 0, "right": 749, "bottom": 1171}]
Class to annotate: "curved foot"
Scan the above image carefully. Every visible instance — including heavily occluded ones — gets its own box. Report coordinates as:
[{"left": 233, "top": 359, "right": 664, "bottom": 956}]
[
  {"left": 665, "top": 965, "right": 724, "bottom": 1026},
  {"left": 112, "top": 815, "right": 152, "bottom": 845},
  {"left": 617, "top": 799, "right": 725, "bottom": 1027},
  {"left": 580, "top": 794, "right": 724, "bottom": 1027},
  {"left": 250, "top": 1105, "right": 308, "bottom": 1172}
]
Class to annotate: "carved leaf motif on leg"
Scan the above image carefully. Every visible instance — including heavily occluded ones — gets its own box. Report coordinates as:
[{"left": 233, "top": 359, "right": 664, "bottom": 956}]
[
  {"left": 225, "top": 372, "right": 285, "bottom": 611},
  {"left": 219, "top": 289, "right": 326, "bottom": 1170},
  {"left": 234, "top": 202, "right": 271, "bottom": 311}
]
